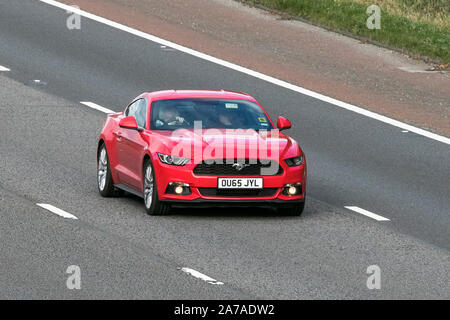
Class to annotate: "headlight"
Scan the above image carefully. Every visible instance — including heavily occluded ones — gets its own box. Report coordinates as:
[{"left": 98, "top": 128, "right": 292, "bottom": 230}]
[
  {"left": 285, "top": 155, "right": 303, "bottom": 167},
  {"left": 157, "top": 153, "right": 190, "bottom": 166}
]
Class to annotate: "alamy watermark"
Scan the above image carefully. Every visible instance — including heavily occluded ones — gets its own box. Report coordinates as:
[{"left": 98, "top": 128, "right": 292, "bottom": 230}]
[
  {"left": 66, "top": 265, "right": 81, "bottom": 290},
  {"left": 366, "top": 5, "right": 381, "bottom": 30},
  {"left": 366, "top": 265, "right": 381, "bottom": 289},
  {"left": 66, "top": 5, "right": 81, "bottom": 30},
  {"left": 157, "top": 121, "right": 281, "bottom": 176}
]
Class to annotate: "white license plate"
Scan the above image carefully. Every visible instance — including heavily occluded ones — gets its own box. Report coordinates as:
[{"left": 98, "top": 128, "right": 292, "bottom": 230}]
[{"left": 217, "top": 178, "right": 263, "bottom": 189}]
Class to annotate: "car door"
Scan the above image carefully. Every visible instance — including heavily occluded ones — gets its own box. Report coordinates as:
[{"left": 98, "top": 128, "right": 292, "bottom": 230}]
[{"left": 116, "top": 98, "right": 148, "bottom": 190}]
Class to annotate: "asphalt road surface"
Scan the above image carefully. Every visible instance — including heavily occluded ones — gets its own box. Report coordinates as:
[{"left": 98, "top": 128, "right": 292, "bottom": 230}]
[{"left": 0, "top": 0, "right": 448, "bottom": 299}]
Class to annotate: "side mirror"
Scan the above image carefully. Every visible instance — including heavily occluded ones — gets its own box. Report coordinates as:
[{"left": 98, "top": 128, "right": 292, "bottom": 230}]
[
  {"left": 119, "top": 116, "right": 141, "bottom": 131},
  {"left": 277, "top": 116, "right": 291, "bottom": 131}
]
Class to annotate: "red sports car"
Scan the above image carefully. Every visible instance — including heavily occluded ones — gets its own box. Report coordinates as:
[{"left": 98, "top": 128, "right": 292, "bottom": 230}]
[{"left": 97, "top": 90, "right": 307, "bottom": 215}]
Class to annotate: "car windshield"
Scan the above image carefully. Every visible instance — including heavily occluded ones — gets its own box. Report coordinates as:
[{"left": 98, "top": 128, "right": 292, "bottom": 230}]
[{"left": 150, "top": 98, "right": 273, "bottom": 131}]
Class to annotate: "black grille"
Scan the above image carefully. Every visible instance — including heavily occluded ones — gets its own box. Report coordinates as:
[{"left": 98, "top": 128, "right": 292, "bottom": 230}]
[
  {"left": 193, "top": 160, "right": 283, "bottom": 176},
  {"left": 198, "top": 188, "right": 278, "bottom": 198}
]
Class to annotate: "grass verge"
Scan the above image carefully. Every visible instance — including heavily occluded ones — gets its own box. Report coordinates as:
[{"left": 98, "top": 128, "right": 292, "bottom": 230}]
[{"left": 240, "top": 0, "right": 450, "bottom": 64}]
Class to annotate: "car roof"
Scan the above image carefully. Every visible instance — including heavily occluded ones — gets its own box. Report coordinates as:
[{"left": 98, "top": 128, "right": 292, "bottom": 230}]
[{"left": 144, "top": 90, "right": 256, "bottom": 102}]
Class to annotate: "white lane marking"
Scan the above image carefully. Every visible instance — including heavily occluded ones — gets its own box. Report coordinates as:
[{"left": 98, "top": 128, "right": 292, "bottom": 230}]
[
  {"left": 180, "top": 267, "right": 224, "bottom": 285},
  {"left": 36, "top": 203, "right": 78, "bottom": 220},
  {"left": 80, "top": 101, "right": 115, "bottom": 114},
  {"left": 0, "top": 65, "right": 11, "bottom": 71},
  {"left": 40, "top": 0, "right": 450, "bottom": 145},
  {"left": 345, "top": 206, "right": 390, "bottom": 221}
]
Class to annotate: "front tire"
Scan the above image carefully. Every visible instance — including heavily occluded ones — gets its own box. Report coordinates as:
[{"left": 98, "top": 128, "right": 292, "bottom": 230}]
[
  {"left": 97, "top": 144, "right": 115, "bottom": 197},
  {"left": 143, "top": 159, "right": 170, "bottom": 215}
]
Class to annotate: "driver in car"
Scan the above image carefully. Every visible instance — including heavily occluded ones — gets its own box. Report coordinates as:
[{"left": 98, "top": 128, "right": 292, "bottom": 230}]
[{"left": 155, "top": 106, "right": 186, "bottom": 127}]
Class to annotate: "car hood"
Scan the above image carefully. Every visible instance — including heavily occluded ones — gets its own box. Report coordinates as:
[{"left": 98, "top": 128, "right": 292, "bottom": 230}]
[{"left": 148, "top": 129, "right": 301, "bottom": 161}]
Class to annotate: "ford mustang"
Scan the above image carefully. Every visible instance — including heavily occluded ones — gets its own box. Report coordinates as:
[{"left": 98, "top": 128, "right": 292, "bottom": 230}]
[{"left": 97, "top": 90, "right": 306, "bottom": 215}]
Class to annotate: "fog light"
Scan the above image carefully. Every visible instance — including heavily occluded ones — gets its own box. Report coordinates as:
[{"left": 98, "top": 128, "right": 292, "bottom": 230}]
[
  {"left": 287, "top": 186, "right": 297, "bottom": 195},
  {"left": 283, "top": 183, "right": 302, "bottom": 196},
  {"left": 174, "top": 185, "right": 184, "bottom": 195},
  {"left": 166, "top": 182, "right": 192, "bottom": 195}
]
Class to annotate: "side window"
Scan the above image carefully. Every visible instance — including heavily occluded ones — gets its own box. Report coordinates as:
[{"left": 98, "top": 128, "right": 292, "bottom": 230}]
[
  {"left": 125, "top": 100, "right": 139, "bottom": 118},
  {"left": 135, "top": 99, "right": 147, "bottom": 128},
  {"left": 125, "top": 99, "right": 148, "bottom": 128}
]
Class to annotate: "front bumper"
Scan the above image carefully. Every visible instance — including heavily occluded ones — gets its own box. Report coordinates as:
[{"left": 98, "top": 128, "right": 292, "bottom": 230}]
[
  {"left": 162, "top": 198, "right": 304, "bottom": 208},
  {"left": 153, "top": 158, "right": 307, "bottom": 203}
]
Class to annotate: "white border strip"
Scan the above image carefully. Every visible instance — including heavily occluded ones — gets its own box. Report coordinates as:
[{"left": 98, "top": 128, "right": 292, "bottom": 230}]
[
  {"left": 37, "top": 203, "right": 78, "bottom": 220},
  {"left": 40, "top": 0, "right": 449, "bottom": 145},
  {"left": 80, "top": 101, "right": 115, "bottom": 114},
  {"left": 345, "top": 206, "right": 390, "bottom": 221},
  {"left": 0, "top": 65, "right": 11, "bottom": 72},
  {"left": 180, "top": 267, "right": 224, "bottom": 285}
]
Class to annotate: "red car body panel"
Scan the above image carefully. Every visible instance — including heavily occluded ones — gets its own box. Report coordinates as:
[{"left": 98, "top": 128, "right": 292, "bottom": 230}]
[{"left": 98, "top": 90, "right": 307, "bottom": 204}]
